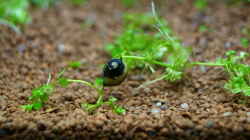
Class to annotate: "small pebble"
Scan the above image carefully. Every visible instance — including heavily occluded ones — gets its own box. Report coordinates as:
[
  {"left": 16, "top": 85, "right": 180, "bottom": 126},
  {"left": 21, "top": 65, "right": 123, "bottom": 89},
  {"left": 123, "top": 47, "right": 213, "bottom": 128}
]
[
  {"left": 247, "top": 118, "right": 250, "bottom": 123},
  {"left": 130, "top": 74, "right": 146, "bottom": 81},
  {"left": 180, "top": 103, "right": 189, "bottom": 110},
  {"left": 206, "top": 120, "right": 214, "bottom": 128},
  {"left": 224, "top": 42, "right": 232, "bottom": 48},
  {"left": 151, "top": 108, "right": 161, "bottom": 114},
  {"left": 143, "top": 88, "right": 151, "bottom": 93},
  {"left": 200, "top": 66, "right": 207, "bottom": 73},
  {"left": 57, "top": 44, "right": 65, "bottom": 53},
  {"left": 155, "top": 102, "right": 162, "bottom": 107},
  {"left": 160, "top": 105, "right": 168, "bottom": 110},
  {"left": 246, "top": 112, "right": 250, "bottom": 116},
  {"left": 223, "top": 112, "right": 232, "bottom": 117},
  {"left": 17, "top": 44, "right": 26, "bottom": 53}
]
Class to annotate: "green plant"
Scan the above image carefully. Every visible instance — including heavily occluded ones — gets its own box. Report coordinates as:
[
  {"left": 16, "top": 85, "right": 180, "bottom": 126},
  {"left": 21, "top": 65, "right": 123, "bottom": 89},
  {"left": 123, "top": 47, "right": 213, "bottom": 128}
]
[
  {"left": 106, "top": 6, "right": 191, "bottom": 86},
  {"left": 194, "top": 0, "right": 208, "bottom": 11},
  {"left": 21, "top": 74, "right": 55, "bottom": 111},
  {"left": 62, "top": 78, "right": 126, "bottom": 115},
  {"left": 22, "top": 61, "right": 126, "bottom": 115},
  {"left": 240, "top": 38, "right": 249, "bottom": 48},
  {"left": 121, "top": 0, "right": 136, "bottom": 8},
  {"left": 0, "top": 0, "right": 55, "bottom": 25},
  {"left": 123, "top": 12, "right": 167, "bottom": 29},
  {"left": 70, "top": 0, "right": 88, "bottom": 5},
  {"left": 30, "top": 0, "right": 56, "bottom": 8},
  {"left": 193, "top": 50, "right": 250, "bottom": 96},
  {"left": 198, "top": 25, "right": 209, "bottom": 32},
  {"left": 0, "top": 0, "right": 30, "bottom": 25}
]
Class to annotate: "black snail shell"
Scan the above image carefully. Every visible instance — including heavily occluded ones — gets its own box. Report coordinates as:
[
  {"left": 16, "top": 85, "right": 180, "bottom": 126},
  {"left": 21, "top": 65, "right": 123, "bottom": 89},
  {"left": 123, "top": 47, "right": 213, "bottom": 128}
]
[{"left": 103, "top": 58, "right": 127, "bottom": 86}]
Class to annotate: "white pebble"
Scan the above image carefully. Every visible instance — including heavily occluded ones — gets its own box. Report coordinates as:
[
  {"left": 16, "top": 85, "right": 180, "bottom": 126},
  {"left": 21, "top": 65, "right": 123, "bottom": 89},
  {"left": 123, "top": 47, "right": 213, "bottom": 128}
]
[
  {"left": 155, "top": 102, "right": 162, "bottom": 107},
  {"left": 151, "top": 108, "right": 161, "bottom": 114},
  {"left": 223, "top": 112, "right": 232, "bottom": 117},
  {"left": 180, "top": 103, "right": 189, "bottom": 110},
  {"left": 246, "top": 112, "right": 250, "bottom": 116}
]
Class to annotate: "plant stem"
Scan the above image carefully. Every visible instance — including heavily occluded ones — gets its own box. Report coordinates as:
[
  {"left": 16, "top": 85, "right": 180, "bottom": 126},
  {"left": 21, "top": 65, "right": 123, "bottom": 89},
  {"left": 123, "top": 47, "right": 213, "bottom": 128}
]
[
  {"left": 96, "top": 87, "right": 104, "bottom": 104},
  {"left": 122, "top": 55, "right": 171, "bottom": 67},
  {"left": 122, "top": 55, "right": 146, "bottom": 61},
  {"left": 67, "top": 79, "right": 94, "bottom": 88},
  {"left": 191, "top": 62, "right": 225, "bottom": 67},
  {"left": 68, "top": 79, "right": 105, "bottom": 111},
  {"left": 135, "top": 74, "right": 168, "bottom": 90}
]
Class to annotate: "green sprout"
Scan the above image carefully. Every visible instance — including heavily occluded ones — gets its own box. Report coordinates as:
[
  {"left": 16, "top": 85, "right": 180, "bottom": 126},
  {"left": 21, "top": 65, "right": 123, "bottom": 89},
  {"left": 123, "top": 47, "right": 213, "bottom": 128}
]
[
  {"left": 240, "top": 38, "right": 249, "bottom": 48},
  {"left": 21, "top": 61, "right": 80, "bottom": 111},
  {"left": 123, "top": 12, "right": 167, "bottom": 29},
  {"left": 21, "top": 74, "right": 55, "bottom": 111},
  {"left": 22, "top": 61, "right": 126, "bottom": 115},
  {"left": 30, "top": 0, "right": 56, "bottom": 8},
  {"left": 194, "top": 0, "right": 208, "bottom": 11},
  {"left": 68, "top": 61, "right": 82, "bottom": 68},
  {"left": 106, "top": 3, "right": 191, "bottom": 88},
  {"left": 198, "top": 25, "right": 209, "bottom": 32},
  {"left": 193, "top": 50, "right": 250, "bottom": 96},
  {"left": 121, "top": 0, "right": 137, "bottom": 8},
  {"left": 0, "top": 0, "right": 31, "bottom": 25},
  {"left": 0, "top": 0, "right": 55, "bottom": 25},
  {"left": 61, "top": 78, "right": 126, "bottom": 115},
  {"left": 70, "top": 0, "right": 88, "bottom": 5}
]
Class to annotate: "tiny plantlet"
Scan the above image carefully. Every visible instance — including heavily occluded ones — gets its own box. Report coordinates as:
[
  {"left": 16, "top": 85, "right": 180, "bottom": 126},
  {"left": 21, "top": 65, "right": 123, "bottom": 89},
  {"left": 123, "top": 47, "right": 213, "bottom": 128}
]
[
  {"left": 0, "top": 0, "right": 31, "bottom": 25},
  {"left": 194, "top": 0, "right": 208, "bottom": 11},
  {"left": 240, "top": 38, "right": 249, "bottom": 48},
  {"left": 105, "top": 2, "right": 250, "bottom": 98},
  {"left": 198, "top": 25, "right": 212, "bottom": 33},
  {"left": 22, "top": 61, "right": 126, "bottom": 115},
  {"left": 21, "top": 74, "right": 55, "bottom": 111},
  {"left": 70, "top": 0, "right": 88, "bottom": 5},
  {"left": 121, "top": 0, "right": 136, "bottom": 8},
  {"left": 193, "top": 50, "right": 250, "bottom": 96},
  {"left": 106, "top": 2, "right": 191, "bottom": 88},
  {"left": 0, "top": 0, "right": 86, "bottom": 25}
]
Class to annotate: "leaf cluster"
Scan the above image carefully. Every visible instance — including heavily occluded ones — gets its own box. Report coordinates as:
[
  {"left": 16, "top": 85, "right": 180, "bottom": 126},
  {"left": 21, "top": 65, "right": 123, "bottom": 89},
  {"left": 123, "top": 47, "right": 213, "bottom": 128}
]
[
  {"left": 0, "top": 0, "right": 30, "bottom": 25},
  {"left": 105, "top": 12, "right": 191, "bottom": 82},
  {"left": 219, "top": 51, "right": 250, "bottom": 96},
  {"left": 195, "top": 50, "right": 250, "bottom": 96},
  {"left": 70, "top": 0, "right": 88, "bottom": 6},
  {"left": 21, "top": 61, "right": 80, "bottom": 111},
  {"left": 194, "top": 0, "right": 208, "bottom": 11},
  {"left": 22, "top": 61, "right": 126, "bottom": 114},
  {"left": 0, "top": 0, "right": 86, "bottom": 25},
  {"left": 21, "top": 84, "right": 54, "bottom": 111}
]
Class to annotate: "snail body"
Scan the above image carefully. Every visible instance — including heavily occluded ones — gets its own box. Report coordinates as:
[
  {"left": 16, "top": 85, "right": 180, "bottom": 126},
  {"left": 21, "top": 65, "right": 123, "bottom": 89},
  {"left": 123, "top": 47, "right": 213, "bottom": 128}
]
[{"left": 103, "top": 58, "right": 127, "bottom": 86}]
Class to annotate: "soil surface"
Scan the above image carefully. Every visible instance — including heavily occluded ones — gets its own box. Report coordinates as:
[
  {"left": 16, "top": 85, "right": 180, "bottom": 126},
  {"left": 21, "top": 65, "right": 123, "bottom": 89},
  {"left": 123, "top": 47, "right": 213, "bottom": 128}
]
[{"left": 1, "top": 0, "right": 250, "bottom": 139}]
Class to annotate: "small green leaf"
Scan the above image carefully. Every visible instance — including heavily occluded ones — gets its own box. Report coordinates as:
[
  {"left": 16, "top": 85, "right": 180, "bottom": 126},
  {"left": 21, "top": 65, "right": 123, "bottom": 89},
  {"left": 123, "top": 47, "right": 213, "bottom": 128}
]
[
  {"left": 114, "top": 106, "right": 126, "bottom": 115},
  {"left": 194, "top": 0, "right": 208, "bottom": 10},
  {"left": 70, "top": 0, "right": 88, "bottom": 5},
  {"left": 81, "top": 103, "right": 98, "bottom": 112},
  {"left": 240, "top": 38, "right": 249, "bottom": 48},
  {"left": 21, "top": 104, "right": 33, "bottom": 111},
  {"left": 58, "top": 77, "right": 71, "bottom": 87},
  {"left": 94, "top": 78, "right": 104, "bottom": 87},
  {"left": 33, "top": 102, "right": 43, "bottom": 110},
  {"left": 121, "top": 0, "right": 136, "bottom": 8},
  {"left": 68, "top": 61, "right": 82, "bottom": 68},
  {"left": 199, "top": 25, "right": 209, "bottom": 32},
  {"left": 31, "top": 0, "right": 55, "bottom": 8},
  {"left": 108, "top": 96, "right": 118, "bottom": 103}
]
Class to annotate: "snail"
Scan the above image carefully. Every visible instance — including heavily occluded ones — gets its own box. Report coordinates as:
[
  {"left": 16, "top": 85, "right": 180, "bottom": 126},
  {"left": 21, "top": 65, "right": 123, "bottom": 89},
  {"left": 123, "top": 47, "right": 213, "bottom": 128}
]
[{"left": 103, "top": 58, "right": 127, "bottom": 86}]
